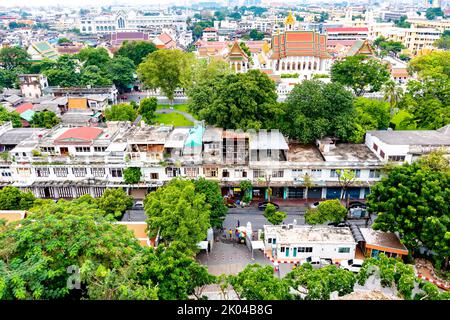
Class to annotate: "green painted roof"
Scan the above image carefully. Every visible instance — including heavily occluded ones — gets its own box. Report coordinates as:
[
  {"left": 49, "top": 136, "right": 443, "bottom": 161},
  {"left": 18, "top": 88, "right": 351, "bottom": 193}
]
[
  {"left": 20, "top": 109, "right": 35, "bottom": 122},
  {"left": 184, "top": 124, "right": 204, "bottom": 148}
]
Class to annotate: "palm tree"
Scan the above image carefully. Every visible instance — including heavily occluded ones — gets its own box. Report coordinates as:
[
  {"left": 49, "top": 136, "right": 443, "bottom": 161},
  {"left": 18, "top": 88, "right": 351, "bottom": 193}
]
[{"left": 383, "top": 80, "right": 404, "bottom": 120}]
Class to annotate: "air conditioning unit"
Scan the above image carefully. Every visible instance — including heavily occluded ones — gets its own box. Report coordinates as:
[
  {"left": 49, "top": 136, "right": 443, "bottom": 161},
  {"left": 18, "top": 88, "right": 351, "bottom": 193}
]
[
  {"left": 281, "top": 225, "right": 287, "bottom": 230},
  {"left": 288, "top": 224, "right": 294, "bottom": 229}
]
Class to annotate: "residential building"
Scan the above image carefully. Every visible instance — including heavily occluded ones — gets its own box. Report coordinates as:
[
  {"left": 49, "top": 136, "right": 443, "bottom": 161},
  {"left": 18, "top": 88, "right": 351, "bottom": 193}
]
[
  {"left": 263, "top": 225, "right": 357, "bottom": 262},
  {"left": 18, "top": 74, "right": 49, "bottom": 99},
  {"left": 365, "top": 125, "right": 450, "bottom": 164}
]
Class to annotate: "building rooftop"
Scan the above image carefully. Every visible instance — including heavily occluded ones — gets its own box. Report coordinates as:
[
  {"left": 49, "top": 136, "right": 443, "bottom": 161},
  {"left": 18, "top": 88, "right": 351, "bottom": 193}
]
[
  {"left": 287, "top": 143, "right": 324, "bottom": 163},
  {"left": 56, "top": 127, "right": 103, "bottom": 142},
  {"left": 0, "top": 210, "right": 27, "bottom": 224},
  {"left": 321, "top": 143, "right": 380, "bottom": 162},
  {"left": 359, "top": 228, "right": 408, "bottom": 254},
  {"left": 249, "top": 130, "right": 288, "bottom": 150},
  {"left": 0, "top": 128, "right": 46, "bottom": 145},
  {"left": 165, "top": 128, "right": 190, "bottom": 149},
  {"left": 368, "top": 126, "right": 450, "bottom": 145},
  {"left": 124, "top": 124, "right": 173, "bottom": 144},
  {"left": 264, "top": 225, "right": 356, "bottom": 244}
]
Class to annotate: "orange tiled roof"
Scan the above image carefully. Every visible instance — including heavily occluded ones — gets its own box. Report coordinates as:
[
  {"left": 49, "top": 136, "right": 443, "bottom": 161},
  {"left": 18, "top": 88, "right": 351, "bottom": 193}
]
[
  {"left": 271, "top": 30, "right": 330, "bottom": 60},
  {"left": 56, "top": 127, "right": 103, "bottom": 142}
]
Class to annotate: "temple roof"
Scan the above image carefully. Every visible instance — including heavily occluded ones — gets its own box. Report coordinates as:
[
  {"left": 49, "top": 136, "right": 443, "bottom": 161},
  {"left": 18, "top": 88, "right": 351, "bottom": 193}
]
[
  {"left": 270, "top": 31, "right": 331, "bottom": 60},
  {"left": 225, "top": 41, "right": 249, "bottom": 62}
]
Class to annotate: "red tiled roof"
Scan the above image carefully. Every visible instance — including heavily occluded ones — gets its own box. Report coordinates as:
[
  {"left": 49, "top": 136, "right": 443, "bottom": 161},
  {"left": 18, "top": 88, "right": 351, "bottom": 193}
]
[
  {"left": 203, "top": 28, "right": 217, "bottom": 32},
  {"left": 326, "top": 27, "right": 368, "bottom": 33},
  {"left": 327, "top": 40, "right": 358, "bottom": 47},
  {"left": 56, "top": 127, "right": 102, "bottom": 142},
  {"left": 271, "top": 31, "right": 330, "bottom": 59},
  {"left": 15, "top": 103, "right": 33, "bottom": 114},
  {"left": 158, "top": 33, "right": 174, "bottom": 45}
]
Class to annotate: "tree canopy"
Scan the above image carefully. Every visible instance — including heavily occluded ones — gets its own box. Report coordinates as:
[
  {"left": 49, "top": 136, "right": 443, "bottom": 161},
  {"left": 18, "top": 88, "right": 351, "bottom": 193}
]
[
  {"left": 115, "top": 40, "right": 157, "bottom": 66},
  {"left": 144, "top": 179, "right": 211, "bottom": 252},
  {"left": 305, "top": 199, "right": 347, "bottom": 225},
  {"left": 281, "top": 80, "right": 355, "bottom": 143},
  {"left": 137, "top": 49, "right": 195, "bottom": 103},
  {"left": 368, "top": 151, "right": 450, "bottom": 269},
  {"left": 123, "top": 167, "right": 142, "bottom": 185},
  {"left": 96, "top": 188, "right": 134, "bottom": 219},
  {"left": 0, "top": 106, "right": 22, "bottom": 128},
  {"left": 29, "top": 111, "right": 60, "bottom": 129},
  {"left": 188, "top": 69, "right": 282, "bottom": 130},
  {"left": 138, "top": 97, "right": 157, "bottom": 124},
  {"left": 263, "top": 203, "right": 286, "bottom": 225},
  {"left": 104, "top": 103, "right": 138, "bottom": 122},
  {"left": 192, "top": 178, "right": 227, "bottom": 229},
  {"left": 0, "top": 186, "right": 35, "bottom": 210},
  {"left": 331, "top": 55, "right": 390, "bottom": 96}
]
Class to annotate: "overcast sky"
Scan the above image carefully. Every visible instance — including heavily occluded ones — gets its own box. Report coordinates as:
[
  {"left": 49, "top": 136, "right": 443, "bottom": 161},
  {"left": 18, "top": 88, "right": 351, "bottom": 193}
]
[{"left": 1, "top": 0, "right": 180, "bottom": 7}]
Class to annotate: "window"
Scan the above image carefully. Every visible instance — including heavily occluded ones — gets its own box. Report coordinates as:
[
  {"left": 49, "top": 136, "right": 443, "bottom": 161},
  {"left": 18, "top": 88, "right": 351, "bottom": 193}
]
[
  {"left": 94, "top": 146, "right": 107, "bottom": 153},
  {"left": 75, "top": 147, "right": 90, "bottom": 153},
  {"left": 338, "top": 247, "right": 350, "bottom": 253},
  {"left": 17, "top": 168, "right": 31, "bottom": 175},
  {"left": 373, "top": 143, "right": 378, "bottom": 151},
  {"left": 292, "top": 169, "right": 302, "bottom": 177},
  {"left": 369, "top": 169, "right": 381, "bottom": 178},
  {"left": 268, "top": 238, "right": 272, "bottom": 244},
  {"left": 150, "top": 172, "right": 159, "bottom": 180},
  {"left": 41, "top": 147, "right": 55, "bottom": 153},
  {"left": 280, "top": 247, "right": 285, "bottom": 253},
  {"left": 1, "top": 171, "right": 11, "bottom": 177},
  {"left": 110, "top": 168, "right": 123, "bottom": 178},
  {"left": 330, "top": 169, "right": 339, "bottom": 178},
  {"left": 204, "top": 167, "right": 218, "bottom": 177},
  {"left": 222, "top": 170, "right": 230, "bottom": 178},
  {"left": 253, "top": 169, "right": 264, "bottom": 178},
  {"left": 380, "top": 150, "right": 385, "bottom": 158},
  {"left": 272, "top": 170, "right": 284, "bottom": 178},
  {"left": 35, "top": 167, "right": 50, "bottom": 177},
  {"left": 91, "top": 168, "right": 105, "bottom": 177},
  {"left": 72, "top": 167, "right": 87, "bottom": 177},
  {"left": 185, "top": 167, "right": 199, "bottom": 178},
  {"left": 311, "top": 169, "right": 322, "bottom": 178},
  {"left": 234, "top": 169, "right": 247, "bottom": 178},
  {"left": 388, "top": 155, "right": 406, "bottom": 162},
  {"left": 53, "top": 167, "right": 68, "bottom": 177},
  {"left": 298, "top": 247, "right": 313, "bottom": 253},
  {"left": 354, "top": 169, "right": 361, "bottom": 178}
]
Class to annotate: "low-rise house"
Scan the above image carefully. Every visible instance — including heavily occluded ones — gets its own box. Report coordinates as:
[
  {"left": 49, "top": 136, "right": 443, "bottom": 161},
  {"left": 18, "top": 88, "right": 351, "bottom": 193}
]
[
  {"left": 263, "top": 224, "right": 357, "bottom": 262},
  {"left": 358, "top": 227, "right": 409, "bottom": 259}
]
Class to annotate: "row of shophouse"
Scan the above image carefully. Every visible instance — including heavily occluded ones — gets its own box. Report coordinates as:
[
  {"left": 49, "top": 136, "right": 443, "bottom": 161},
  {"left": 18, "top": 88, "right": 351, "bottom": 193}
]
[{"left": 0, "top": 120, "right": 448, "bottom": 201}]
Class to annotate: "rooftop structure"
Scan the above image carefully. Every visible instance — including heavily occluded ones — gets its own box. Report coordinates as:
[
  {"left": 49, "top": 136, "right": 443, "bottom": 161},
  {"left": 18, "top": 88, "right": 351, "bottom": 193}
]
[{"left": 264, "top": 225, "right": 356, "bottom": 244}]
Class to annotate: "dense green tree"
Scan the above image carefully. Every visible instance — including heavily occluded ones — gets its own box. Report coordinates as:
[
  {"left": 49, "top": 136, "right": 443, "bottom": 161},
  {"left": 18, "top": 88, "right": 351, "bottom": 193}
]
[
  {"left": 138, "top": 50, "right": 195, "bottom": 105},
  {"left": 285, "top": 263, "right": 356, "bottom": 299},
  {"left": 263, "top": 203, "right": 286, "bottom": 225},
  {"left": 79, "top": 65, "right": 112, "bottom": 86},
  {"left": 0, "top": 68, "right": 18, "bottom": 89},
  {"left": 192, "top": 177, "right": 227, "bottom": 229},
  {"left": 434, "top": 30, "right": 450, "bottom": 49},
  {"left": 368, "top": 151, "right": 450, "bottom": 268},
  {"left": 96, "top": 188, "right": 134, "bottom": 219},
  {"left": 0, "top": 106, "right": 22, "bottom": 128},
  {"left": 0, "top": 207, "right": 143, "bottom": 299},
  {"left": 331, "top": 55, "right": 390, "bottom": 96},
  {"left": 40, "top": 55, "right": 80, "bottom": 87},
  {"left": 141, "top": 242, "right": 215, "bottom": 300},
  {"left": 188, "top": 69, "right": 282, "bottom": 130},
  {"left": 399, "top": 52, "right": 450, "bottom": 129},
  {"left": 107, "top": 56, "right": 135, "bottom": 93},
  {"left": 57, "top": 37, "right": 72, "bottom": 44},
  {"left": 229, "top": 264, "right": 292, "bottom": 300},
  {"left": 350, "top": 97, "right": 390, "bottom": 143},
  {"left": 138, "top": 97, "right": 157, "bottom": 124},
  {"left": 395, "top": 15, "right": 411, "bottom": 28},
  {"left": 77, "top": 47, "right": 111, "bottom": 71},
  {"left": 357, "top": 253, "right": 417, "bottom": 299},
  {"left": 104, "top": 103, "right": 138, "bottom": 122},
  {"left": 0, "top": 186, "right": 35, "bottom": 210},
  {"left": 249, "top": 29, "right": 264, "bottom": 40},
  {"left": 144, "top": 179, "right": 210, "bottom": 252},
  {"left": 115, "top": 40, "right": 157, "bottom": 66},
  {"left": 29, "top": 111, "right": 60, "bottom": 129},
  {"left": 305, "top": 199, "right": 347, "bottom": 225},
  {"left": 282, "top": 80, "right": 355, "bottom": 143},
  {"left": 123, "top": 167, "right": 142, "bottom": 184},
  {"left": 0, "top": 46, "right": 30, "bottom": 71},
  {"left": 425, "top": 7, "right": 444, "bottom": 20}
]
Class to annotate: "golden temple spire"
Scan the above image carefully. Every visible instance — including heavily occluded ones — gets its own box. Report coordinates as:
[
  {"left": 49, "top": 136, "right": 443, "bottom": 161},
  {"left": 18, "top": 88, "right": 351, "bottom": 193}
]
[{"left": 285, "top": 11, "right": 295, "bottom": 26}]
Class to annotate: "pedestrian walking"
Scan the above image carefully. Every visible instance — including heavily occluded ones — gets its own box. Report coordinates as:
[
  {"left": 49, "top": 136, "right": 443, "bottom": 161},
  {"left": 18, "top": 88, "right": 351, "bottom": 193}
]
[
  {"left": 228, "top": 228, "right": 233, "bottom": 240},
  {"left": 237, "top": 219, "right": 240, "bottom": 227}
]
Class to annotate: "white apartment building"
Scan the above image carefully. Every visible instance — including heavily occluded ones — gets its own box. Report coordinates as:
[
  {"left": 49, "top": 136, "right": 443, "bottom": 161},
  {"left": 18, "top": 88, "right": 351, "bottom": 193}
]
[
  {"left": 264, "top": 225, "right": 357, "bottom": 262},
  {"left": 365, "top": 125, "right": 450, "bottom": 164},
  {"left": 78, "top": 10, "right": 187, "bottom": 34}
]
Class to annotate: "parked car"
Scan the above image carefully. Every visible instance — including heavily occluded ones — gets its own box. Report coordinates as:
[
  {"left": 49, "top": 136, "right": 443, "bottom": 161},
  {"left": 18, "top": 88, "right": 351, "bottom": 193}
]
[
  {"left": 298, "top": 256, "right": 333, "bottom": 268},
  {"left": 133, "top": 200, "right": 144, "bottom": 209},
  {"left": 328, "top": 221, "right": 350, "bottom": 227},
  {"left": 309, "top": 201, "right": 322, "bottom": 209},
  {"left": 340, "top": 259, "right": 364, "bottom": 273},
  {"left": 257, "top": 201, "right": 280, "bottom": 211}
]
